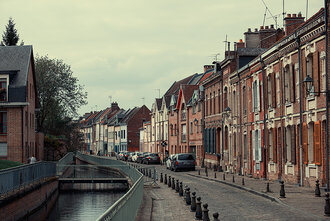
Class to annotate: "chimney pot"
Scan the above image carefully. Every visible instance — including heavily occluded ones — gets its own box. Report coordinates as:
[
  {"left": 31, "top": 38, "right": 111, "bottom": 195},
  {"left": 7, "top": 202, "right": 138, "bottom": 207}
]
[
  {"left": 265, "top": 26, "right": 269, "bottom": 29},
  {"left": 287, "top": 13, "right": 291, "bottom": 18},
  {"left": 239, "top": 39, "right": 243, "bottom": 43},
  {"left": 255, "top": 28, "right": 258, "bottom": 32},
  {"left": 248, "top": 28, "right": 251, "bottom": 32},
  {"left": 260, "top": 26, "right": 264, "bottom": 30},
  {"left": 298, "top": 12, "right": 302, "bottom": 17},
  {"left": 293, "top": 13, "right": 297, "bottom": 18},
  {"left": 270, "top": 24, "right": 274, "bottom": 29}
]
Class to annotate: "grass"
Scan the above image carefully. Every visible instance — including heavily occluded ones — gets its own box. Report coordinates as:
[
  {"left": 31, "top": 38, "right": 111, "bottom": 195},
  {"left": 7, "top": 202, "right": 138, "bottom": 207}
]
[{"left": 0, "top": 160, "right": 23, "bottom": 170}]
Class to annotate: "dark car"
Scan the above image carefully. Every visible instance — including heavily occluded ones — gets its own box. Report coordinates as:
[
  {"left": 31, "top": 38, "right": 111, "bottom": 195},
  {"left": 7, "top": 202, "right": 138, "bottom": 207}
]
[
  {"left": 171, "top": 153, "right": 195, "bottom": 171},
  {"left": 142, "top": 153, "right": 160, "bottom": 165},
  {"left": 137, "top": 152, "right": 149, "bottom": 163}
]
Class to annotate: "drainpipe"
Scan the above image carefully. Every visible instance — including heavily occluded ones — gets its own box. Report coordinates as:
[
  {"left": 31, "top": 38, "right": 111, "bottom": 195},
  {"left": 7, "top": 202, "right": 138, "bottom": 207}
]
[
  {"left": 260, "top": 56, "right": 267, "bottom": 179},
  {"left": 200, "top": 85, "right": 205, "bottom": 167},
  {"left": 21, "top": 108, "right": 24, "bottom": 162},
  {"left": 324, "top": 0, "right": 329, "bottom": 191},
  {"left": 221, "top": 70, "right": 224, "bottom": 164},
  {"left": 297, "top": 35, "right": 303, "bottom": 187},
  {"left": 238, "top": 72, "right": 242, "bottom": 175}
]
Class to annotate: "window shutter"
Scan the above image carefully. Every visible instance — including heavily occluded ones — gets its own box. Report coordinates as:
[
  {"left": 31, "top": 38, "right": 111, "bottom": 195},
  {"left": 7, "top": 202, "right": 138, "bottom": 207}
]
[
  {"left": 291, "top": 126, "right": 296, "bottom": 164},
  {"left": 314, "top": 121, "right": 321, "bottom": 165},
  {"left": 314, "top": 51, "right": 320, "bottom": 95},
  {"left": 266, "top": 128, "right": 269, "bottom": 162},
  {"left": 253, "top": 130, "right": 256, "bottom": 161},
  {"left": 257, "top": 81, "right": 261, "bottom": 112},
  {"left": 302, "top": 56, "right": 307, "bottom": 97},
  {"left": 272, "top": 73, "right": 276, "bottom": 108},
  {"left": 258, "top": 128, "right": 262, "bottom": 161},
  {"left": 264, "top": 76, "right": 268, "bottom": 108},
  {"left": 290, "top": 64, "right": 295, "bottom": 102},
  {"left": 273, "top": 127, "right": 277, "bottom": 163},
  {"left": 277, "top": 128, "right": 281, "bottom": 164},
  {"left": 252, "top": 83, "right": 255, "bottom": 112},
  {"left": 283, "top": 127, "right": 287, "bottom": 163},
  {"left": 303, "top": 123, "right": 308, "bottom": 164}
]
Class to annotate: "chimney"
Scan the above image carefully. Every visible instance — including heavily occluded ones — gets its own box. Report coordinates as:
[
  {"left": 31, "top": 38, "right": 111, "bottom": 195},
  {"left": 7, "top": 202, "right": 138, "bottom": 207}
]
[
  {"left": 111, "top": 102, "right": 119, "bottom": 111},
  {"left": 284, "top": 12, "right": 304, "bottom": 36},
  {"left": 204, "top": 65, "right": 214, "bottom": 73},
  {"left": 237, "top": 39, "right": 245, "bottom": 48},
  {"left": 244, "top": 28, "right": 259, "bottom": 48},
  {"left": 259, "top": 24, "right": 284, "bottom": 48}
]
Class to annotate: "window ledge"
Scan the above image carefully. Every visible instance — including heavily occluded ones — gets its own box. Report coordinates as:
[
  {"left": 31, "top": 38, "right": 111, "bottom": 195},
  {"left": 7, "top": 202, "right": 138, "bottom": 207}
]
[
  {"left": 307, "top": 96, "right": 315, "bottom": 101},
  {"left": 285, "top": 102, "right": 292, "bottom": 107}
]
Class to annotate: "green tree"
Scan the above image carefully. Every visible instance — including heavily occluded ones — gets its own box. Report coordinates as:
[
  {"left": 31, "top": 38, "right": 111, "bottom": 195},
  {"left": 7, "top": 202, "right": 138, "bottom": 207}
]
[
  {"left": 35, "top": 55, "right": 87, "bottom": 134},
  {"left": 1, "top": 17, "right": 23, "bottom": 46}
]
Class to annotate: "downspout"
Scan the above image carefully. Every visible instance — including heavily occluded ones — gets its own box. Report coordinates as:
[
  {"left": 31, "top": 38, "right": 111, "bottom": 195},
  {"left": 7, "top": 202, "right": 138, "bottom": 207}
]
[
  {"left": 177, "top": 109, "right": 179, "bottom": 154},
  {"left": 21, "top": 108, "right": 24, "bottom": 162},
  {"left": 260, "top": 56, "right": 267, "bottom": 179},
  {"left": 221, "top": 70, "right": 224, "bottom": 163},
  {"left": 238, "top": 72, "right": 242, "bottom": 175},
  {"left": 324, "top": 0, "right": 329, "bottom": 191},
  {"left": 200, "top": 86, "right": 205, "bottom": 167},
  {"left": 297, "top": 35, "right": 304, "bottom": 187}
]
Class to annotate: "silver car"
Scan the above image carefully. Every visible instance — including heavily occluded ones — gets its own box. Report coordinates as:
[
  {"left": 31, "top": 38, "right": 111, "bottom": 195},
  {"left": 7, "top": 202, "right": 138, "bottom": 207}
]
[
  {"left": 166, "top": 154, "right": 176, "bottom": 169},
  {"left": 171, "top": 153, "right": 195, "bottom": 172}
]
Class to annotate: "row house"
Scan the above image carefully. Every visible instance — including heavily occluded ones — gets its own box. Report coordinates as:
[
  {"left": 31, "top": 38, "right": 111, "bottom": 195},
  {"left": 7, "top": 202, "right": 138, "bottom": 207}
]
[
  {"left": 140, "top": 121, "right": 151, "bottom": 153},
  {"left": 0, "top": 46, "right": 44, "bottom": 163},
  {"left": 202, "top": 7, "right": 330, "bottom": 188}
]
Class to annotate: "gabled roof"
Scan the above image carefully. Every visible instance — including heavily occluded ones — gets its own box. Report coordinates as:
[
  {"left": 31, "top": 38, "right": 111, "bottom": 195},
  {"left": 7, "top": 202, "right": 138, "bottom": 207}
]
[
  {"left": 164, "top": 73, "right": 197, "bottom": 97},
  {"left": 156, "top": 98, "right": 162, "bottom": 111},
  {"left": 199, "top": 69, "right": 214, "bottom": 85},
  {"left": 176, "top": 84, "right": 199, "bottom": 109},
  {"left": 0, "top": 45, "right": 36, "bottom": 102}
]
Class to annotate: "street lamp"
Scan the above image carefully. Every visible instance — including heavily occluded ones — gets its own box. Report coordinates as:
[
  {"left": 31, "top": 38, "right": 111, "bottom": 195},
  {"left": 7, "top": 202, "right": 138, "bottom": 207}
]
[{"left": 303, "top": 75, "right": 330, "bottom": 99}]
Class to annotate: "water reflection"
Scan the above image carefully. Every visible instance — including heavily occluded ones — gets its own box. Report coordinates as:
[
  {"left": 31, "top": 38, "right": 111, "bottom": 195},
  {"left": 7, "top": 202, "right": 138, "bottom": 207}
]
[{"left": 46, "top": 192, "right": 124, "bottom": 221}]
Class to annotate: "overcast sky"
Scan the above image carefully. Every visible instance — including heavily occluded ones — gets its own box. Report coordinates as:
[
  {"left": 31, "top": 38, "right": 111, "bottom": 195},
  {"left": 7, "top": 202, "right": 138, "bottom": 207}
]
[{"left": 0, "top": 0, "right": 324, "bottom": 115}]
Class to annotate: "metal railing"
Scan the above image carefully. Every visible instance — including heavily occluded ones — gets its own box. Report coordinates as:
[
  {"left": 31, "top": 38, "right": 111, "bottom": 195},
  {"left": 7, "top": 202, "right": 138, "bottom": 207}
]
[
  {"left": 57, "top": 152, "right": 75, "bottom": 176},
  {"left": 75, "top": 152, "right": 144, "bottom": 221},
  {"left": 0, "top": 162, "right": 57, "bottom": 196}
]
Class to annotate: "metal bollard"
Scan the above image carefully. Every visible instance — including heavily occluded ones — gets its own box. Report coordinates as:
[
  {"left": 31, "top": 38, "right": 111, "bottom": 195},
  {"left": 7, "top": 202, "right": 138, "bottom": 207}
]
[
  {"left": 213, "top": 164, "right": 217, "bottom": 172},
  {"left": 213, "top": 212, "right": 220, "bottom": 221},
  {"left": 176, "top": 179, "right": 180, "bottom": 192},
  {"left": 164, "top": 174, "right": 167, "bottom": 185},
  {"left": 279, "top": 181, "right": 286, "bottom": 198},
  {"left": 190, "top": 192, "right": 196, "bottom": 212},
  {"left": 266, "top": 182, "right": 270, "bottom": 192},
  {"left": 202, "top": 203, "right": 210, "bottom": 221},
  {"left": 183, "top": 185, "right": 188, "bottom": 201},
  {"left": 198, "top": 169, "right": 200, "bottom": 175},
  {"left": 242, "top": 178, "right": 245, "bottom": 185},
  {"left": 325, "top": 193, "right": 330, "bottom": 216},
  {"left": 179, "top": 182, "right": 183, "bottom": 196},
  {"left": 168, "top": 175, "right": 172, "bottom": 188},
  {"left": 205, "top": 167, "right": 208, "bottom": 177},
  {"left": 232, "top": 175, "right": 235, "bottom": 183},
  {"left": 214, "top": 172, "right": 217, "bottom": 179},
  {"left": 160, "top": 173, "right": 163, "bottom": 183},
  {"left": 149, "top": 169, "right": 152, "bottom": 178},
  {"left": 195, "top": 197, "right": 202, "bottom": 220},
  {"left": 172, "top": 177, "right": 175, "bottom": 190},
  {"left": 186, "top": 187, "right": 191, "bottom": 205},
  {"left": 223, "top": 173, "right": 225, "bottom": 180},
  {"left": 315, "top": 180, "right": 321, "bottom": 197}
]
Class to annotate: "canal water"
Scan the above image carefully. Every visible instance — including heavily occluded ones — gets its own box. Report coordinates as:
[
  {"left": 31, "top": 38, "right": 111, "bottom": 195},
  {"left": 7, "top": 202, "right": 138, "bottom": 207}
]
[{"left": 45, "top": 191, "right": 125, "bottom": 221}]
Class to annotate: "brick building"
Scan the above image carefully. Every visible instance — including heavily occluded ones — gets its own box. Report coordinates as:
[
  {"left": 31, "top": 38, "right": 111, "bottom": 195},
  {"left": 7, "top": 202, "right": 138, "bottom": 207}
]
[{"left": 0, "top": 46, "right": 43, "bottom": 163}]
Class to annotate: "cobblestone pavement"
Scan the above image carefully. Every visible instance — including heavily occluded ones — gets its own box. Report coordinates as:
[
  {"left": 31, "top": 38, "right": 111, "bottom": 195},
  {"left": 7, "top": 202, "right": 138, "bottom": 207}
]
[{"left": 135, "top": 162, "right": 330, "bottom": 221}]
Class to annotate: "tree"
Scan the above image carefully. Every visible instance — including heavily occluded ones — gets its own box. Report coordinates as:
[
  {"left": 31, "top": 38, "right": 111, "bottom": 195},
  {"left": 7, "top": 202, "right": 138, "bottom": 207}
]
[
  {"left": 1, "top": 17, "right": 23, "bottom": 46},
  {"left": 35, "top": 55, "right": 88, "bottom": 134}
]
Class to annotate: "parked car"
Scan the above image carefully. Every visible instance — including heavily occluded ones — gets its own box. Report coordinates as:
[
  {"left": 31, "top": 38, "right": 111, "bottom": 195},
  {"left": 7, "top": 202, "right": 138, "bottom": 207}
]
[
  {"left": 116, "top": 152, "right": 124, "bottom": 160},
  {"left": 142, "top": 153, "right": 160, "bottom": 165},
  {"left": 166, "top": 154, "right": 176, "bottom": 169},
  {"left": 122, "top": 151, "right": 130, "bottom": 161},
  {"left": 127, "top": 152, "right": 135, "bottom": 162},
  {"left": 137, "top": 152, "right": 149, "bottom": 163},
  {"left": 132, "top": 152, "right": 142, "bottom": 162},
  {"left": 171, "top": 153, "right": 195, "bottom": 171}
]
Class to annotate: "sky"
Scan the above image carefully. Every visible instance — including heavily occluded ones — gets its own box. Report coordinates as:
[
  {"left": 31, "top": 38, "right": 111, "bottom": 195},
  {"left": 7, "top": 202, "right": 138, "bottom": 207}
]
[{"left": 0, "top": 0, "right": 325, "bottom": 115}]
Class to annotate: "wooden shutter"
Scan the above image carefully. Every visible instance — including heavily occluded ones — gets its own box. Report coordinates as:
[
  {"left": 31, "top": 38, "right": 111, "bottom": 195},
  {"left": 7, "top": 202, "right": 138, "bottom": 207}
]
[
  {"left": 264, "top": 75, "right": 268, "bottom": 108},
  {"left": 271, "top": 73, "right": 276, "bottom": 108},
  {"left": 253, "top": 130, "right": 256, "bottom": 161},
  {"left": 258, "top": 129, "right": 262, "bottom": 161},
  {"left": 266, "top": 128, "right": 269, "bottom": 162},
  {"left": 314, "top": 121, "right": 321, "bottom": 165},
  {"left": 257, "top": 81, "right": 261, "bottom": 111},
  {"left": 302, "top": 56, "right": 307, "bottom": 97},
  {"left": 273, "top": 127, "right": 277, "bottom": 163},
  {"left": 283, "top": 127, "right": 287, "bottom": 163},
  {"left": 303, "top": 122, "right": 308, "bottom": 164},
  {"left": 313, "top": 51, "right": 320, "bottom": 95},
  {"left": 291, "top": 126, "right": 296, "bottom": 164},
  {"left": 277, "top": 127, "right": 281, "bottom": 164},
  {"left": 290, "top": 64, "right": 295, "bottom": 102}
]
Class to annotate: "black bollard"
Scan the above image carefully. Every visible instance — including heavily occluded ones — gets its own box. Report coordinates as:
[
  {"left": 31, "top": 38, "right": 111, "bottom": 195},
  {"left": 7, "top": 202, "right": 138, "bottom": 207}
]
[
  {"left": 223, "top": 173, "right": 225, "bottom": 181},
  {"left": 198, "top": 169, "right": 200, "bottom": 175},
  {"left": 242, "top": 178, "right": 245, "bottom": 185},
  {"left": 232, "top": 175, "right": 235, "bottom": 183},
  {"left": 213, "top": 212, "right": 220, "bottom": 221},
  {"left": 315, "top": 180, "right": 321, "bottom": 197},
  {"left": 195, "top": 197, "right": 202, "bottom": 220},
  {"left": 186, "top": 188, "right": 191, "bottom": 205},
  {"left": 279, "top": 181, "right": 286, "bottom": 198},
  {"left": 179, "top": 182, "right": 183, "bottom": 197},
  {"left": 214, "top": 172, "right": 217, "bottom": 179},
  {"left": 176, "top": 179, "right": 180, "bottom": 192},
  {"left": 202, "top": 203, "right": 210, "bottom": 221},
  {"left": 172, "top": 177, "right": 175, "bottom": 190},
  {"left": 148, "top": 169, "right": 151, "bottom": 178},
  {"left": 168, "top": 175, "right": 172, "bottom": 188},
  {"left": 325, "top": 193, "right": 330, "bottom": 216},
  {"left": 183, "top": 185, "right": 188, "bottom": 201},
  {"left": 266, "top": 182, "right": 270, "bottom": 192},
  {"left": 213, "top": 164, "right": 217, "bottom": 172},
  {"left": 164, "top": 174, "right": 167, "bottom": 185},
  {"left": 190, "top": 192, "right": 196, "bottom": 212},
  {"left": 160, "top": 173, "right": 163, "bottom": 183},
  {"left": 205, "top": 167, "right": 208, "bottom": 177}
]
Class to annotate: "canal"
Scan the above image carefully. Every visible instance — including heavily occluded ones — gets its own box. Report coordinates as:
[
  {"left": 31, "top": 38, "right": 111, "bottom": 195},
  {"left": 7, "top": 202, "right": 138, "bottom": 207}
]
[{"left": 27, "top": 165, "right": 127, "bottom": 221}]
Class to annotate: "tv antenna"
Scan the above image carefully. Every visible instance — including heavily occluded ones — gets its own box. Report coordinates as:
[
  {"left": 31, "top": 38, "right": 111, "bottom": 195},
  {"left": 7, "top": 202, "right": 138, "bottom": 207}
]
[
  {"left": 260, "top": 0, "right": 277, "bottom": 28},
  {"left": 108, "top": 95, "right": 112, "bottom": 105},
  {"left": 223, "top": 35, "right": 228, "bottom": 52}
]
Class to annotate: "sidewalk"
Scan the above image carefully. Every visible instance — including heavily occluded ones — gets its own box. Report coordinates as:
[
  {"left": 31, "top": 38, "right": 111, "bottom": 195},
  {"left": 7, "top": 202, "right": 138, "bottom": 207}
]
[
  {"left": 136, "top": 178, "right": 196, "bottom": 221},
  {"left": 188, "top": 167, "right": 329, "bottom": 219}
]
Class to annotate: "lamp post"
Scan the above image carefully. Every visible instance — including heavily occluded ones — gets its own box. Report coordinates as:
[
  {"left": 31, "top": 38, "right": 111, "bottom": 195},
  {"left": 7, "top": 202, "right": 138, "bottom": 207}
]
[{"left": 199, "top": 85, "right": 205, "bottom": 168}]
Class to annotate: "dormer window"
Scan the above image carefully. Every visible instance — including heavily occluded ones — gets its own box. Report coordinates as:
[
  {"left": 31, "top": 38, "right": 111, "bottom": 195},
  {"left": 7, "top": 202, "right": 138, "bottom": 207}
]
[{"left": 0, "top": 78, "right": 7, "bottom": 102}]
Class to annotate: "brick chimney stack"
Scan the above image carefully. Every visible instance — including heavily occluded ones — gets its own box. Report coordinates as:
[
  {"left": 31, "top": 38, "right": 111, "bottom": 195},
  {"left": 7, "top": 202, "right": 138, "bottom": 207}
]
[
  {"left": 236, "top": 39, "right": 245, "bottom": 49},
  {"left": 111, "top": 102, "right": 120, "bottom": 112},
  {"left": 204, "top": 65, "right": 214, "bottom": 73},
  {"left": 284, "top": 12, "right": 305, "bottom": 36}
]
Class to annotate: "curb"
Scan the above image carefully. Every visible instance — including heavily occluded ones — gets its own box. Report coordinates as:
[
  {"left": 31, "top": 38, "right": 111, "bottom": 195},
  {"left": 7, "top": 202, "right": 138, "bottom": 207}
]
[{"left": 188, "top": 173, "right": 284, "bottom": 205}]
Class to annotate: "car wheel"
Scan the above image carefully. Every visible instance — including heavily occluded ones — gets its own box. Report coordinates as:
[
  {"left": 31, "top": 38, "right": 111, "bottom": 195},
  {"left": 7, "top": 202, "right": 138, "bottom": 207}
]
[{"left": 174, "top": 167, "right": 177, "bottom": 172}]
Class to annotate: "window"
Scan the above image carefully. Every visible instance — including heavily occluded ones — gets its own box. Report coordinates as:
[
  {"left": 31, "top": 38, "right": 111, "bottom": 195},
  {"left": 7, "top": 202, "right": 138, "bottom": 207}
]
[
  {"left": 244, "top": 134, "right": 247, "bottom": 160},
  {"left": 218, "top": 89, "right": 220, "bottom": 113},
  {"left": 243, "top": 86, "right": 247, "bottom": 115},
  {"left": 181, "top": 124, "right": 186, "bottom": 142},
  {"left": 192, "top": 103, "right": 196, "bottom": 114},
  {"left": 269, "top": 129, "right": 273, "bottom": 161},
  {"left": 224, "top": 87, "right": 228, "bottom": 109},
  {"left": 209, "top": 93, "right": 212, "bottom": 115},
  {"left": 307, "top": 122, "right": 314, "bottom": 164},
  {"left": 0, "top": 78, "right": 7, "bottom": 101},
  {"left": 198, "top": 101, "right": 201, "bottom": 112},
  {"left": 0, "top": 143, "right": 7, "bottom": 156},
  {"left": 252, "top": 80, "right": 259, "bottom": 112},
  {"left": 0, "top": 112, "right": 6, "bottom": 134},
  {"left": 267, "top": 75, "right": 272, "bottom": 108},
  {"left": 174, "top": 124, "right": 177, "bottom": 136},
  {"left": 190, "top": 122, "right": 193, "bottom": 134},
  {"left": 233, "top": 90, "right": 236, "bottom": 116},
  {"left": 306, "top": 55, "right": 314, "bottom": 98},
  {"left": 170, "top": 124, "right": 173, "bottom": 136},
  {"left": 320, "top": 51, "right": 326, "bottom": 91},
  {"left": 213, "top": 91, "right": 216, "bottom": 114},
  {"left": 253, "top": 129, "right": 261, "bottom": 161},
  {"left": 181, "top": 103, "right": 186, "bottom": 121},
  {"left": 284, "top": 65, "right": 290, "bottom": 103}
]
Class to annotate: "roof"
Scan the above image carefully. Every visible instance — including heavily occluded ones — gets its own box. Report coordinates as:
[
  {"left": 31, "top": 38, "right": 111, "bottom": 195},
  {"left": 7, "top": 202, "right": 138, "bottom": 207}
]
[
  {"left": 0, "top": 45, "right": 34, "bottom": 102},
  {"left": 156, "top": 98, "right": 162, "bottom": 110},
  {"left": 237, "top": 47, "right": 267, "bottom": 56},
  {"left": 164, "top": 73, "right": 197, "bottom": 97},
  {"left": 199, "top": 69, "right": 214, "bottom": 85}
]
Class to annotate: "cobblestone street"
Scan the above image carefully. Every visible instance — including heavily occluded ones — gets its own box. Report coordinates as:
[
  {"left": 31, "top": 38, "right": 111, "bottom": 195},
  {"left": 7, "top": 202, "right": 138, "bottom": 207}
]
[{"left": 137, "top": 163, "right": 330, "bottom": 221}]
